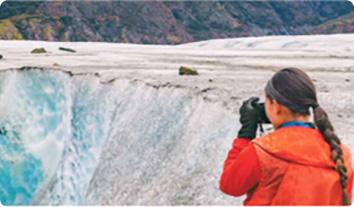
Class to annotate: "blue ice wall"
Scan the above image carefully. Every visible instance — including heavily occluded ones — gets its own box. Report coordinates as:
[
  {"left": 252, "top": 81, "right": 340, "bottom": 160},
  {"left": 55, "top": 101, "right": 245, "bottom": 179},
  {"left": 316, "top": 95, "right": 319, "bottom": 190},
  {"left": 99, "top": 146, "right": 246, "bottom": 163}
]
[
  {"left": 0, "top": 68, "right": 238, "bottom": 205},
  {"left": 0, "top": 69, "right": 71, "bottom": 205}
]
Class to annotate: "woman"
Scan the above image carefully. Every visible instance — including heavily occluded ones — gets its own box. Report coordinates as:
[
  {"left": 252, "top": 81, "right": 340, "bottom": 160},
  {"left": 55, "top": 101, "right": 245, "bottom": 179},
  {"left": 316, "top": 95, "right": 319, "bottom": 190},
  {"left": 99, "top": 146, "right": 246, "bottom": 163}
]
[{"left": 220, "top": 68, "right": 353, "bottom": 205}]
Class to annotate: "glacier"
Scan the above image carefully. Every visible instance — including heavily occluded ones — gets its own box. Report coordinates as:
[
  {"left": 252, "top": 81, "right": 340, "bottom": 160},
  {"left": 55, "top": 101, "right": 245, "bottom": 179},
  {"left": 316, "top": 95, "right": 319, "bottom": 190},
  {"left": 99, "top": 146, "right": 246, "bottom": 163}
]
[
  {"left": 0, "top": 67, "right": 239, "bottom": 205},
  {"left": 0, "top": 35, "right": 353, "bottom": 205}
]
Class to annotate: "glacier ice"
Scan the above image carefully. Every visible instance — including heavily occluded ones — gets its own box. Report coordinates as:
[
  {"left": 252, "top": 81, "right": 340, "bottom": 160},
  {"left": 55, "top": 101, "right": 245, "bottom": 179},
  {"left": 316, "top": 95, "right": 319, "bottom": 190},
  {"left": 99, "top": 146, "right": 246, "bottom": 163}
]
[{"left": 0, "top": 67, "right": 241, "bottom": 205}]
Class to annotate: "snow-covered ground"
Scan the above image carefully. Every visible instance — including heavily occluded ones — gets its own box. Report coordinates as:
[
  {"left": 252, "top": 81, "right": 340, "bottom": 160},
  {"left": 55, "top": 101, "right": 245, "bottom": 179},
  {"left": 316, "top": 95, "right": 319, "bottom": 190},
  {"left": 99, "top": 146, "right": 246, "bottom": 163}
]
[{"left": 0, "top": 34, "right": 353, "bottom": 205}]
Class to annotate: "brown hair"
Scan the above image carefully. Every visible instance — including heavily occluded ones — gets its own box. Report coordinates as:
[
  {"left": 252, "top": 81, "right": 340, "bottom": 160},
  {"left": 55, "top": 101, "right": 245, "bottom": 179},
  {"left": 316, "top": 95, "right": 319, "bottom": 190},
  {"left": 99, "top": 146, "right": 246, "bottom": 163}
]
[{"left": 265, "top": 67, "right": 350, "bottom": 205}]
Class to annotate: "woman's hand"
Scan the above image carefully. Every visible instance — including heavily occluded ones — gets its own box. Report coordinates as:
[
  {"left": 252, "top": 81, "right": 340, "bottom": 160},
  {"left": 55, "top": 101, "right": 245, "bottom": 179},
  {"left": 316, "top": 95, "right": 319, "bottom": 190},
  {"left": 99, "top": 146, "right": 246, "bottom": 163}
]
[{"left": 237, "top": 97, "right": 262, "bottom": 139}]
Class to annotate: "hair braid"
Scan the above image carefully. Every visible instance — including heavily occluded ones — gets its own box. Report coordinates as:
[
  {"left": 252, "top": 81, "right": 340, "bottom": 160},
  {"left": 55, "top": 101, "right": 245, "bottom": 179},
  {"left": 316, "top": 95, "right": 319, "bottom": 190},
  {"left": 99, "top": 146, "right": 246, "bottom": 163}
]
[{"left": 314, "top": 106, "right": 350, "bottom": 205}]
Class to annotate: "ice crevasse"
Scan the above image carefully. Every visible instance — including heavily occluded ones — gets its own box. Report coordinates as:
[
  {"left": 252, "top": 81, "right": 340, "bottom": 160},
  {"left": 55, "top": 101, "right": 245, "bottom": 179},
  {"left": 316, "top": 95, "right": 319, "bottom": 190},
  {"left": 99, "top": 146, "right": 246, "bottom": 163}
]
[{"left": 0, "top": 67, "right": 238, "bottom": 205}]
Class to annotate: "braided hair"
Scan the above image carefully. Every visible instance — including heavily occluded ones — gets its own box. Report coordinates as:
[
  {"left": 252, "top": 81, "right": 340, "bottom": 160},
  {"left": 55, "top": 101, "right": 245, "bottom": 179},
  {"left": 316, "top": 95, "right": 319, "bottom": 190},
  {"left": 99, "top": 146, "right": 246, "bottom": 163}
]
[{"left": 265, "top": 67, "right": 350, "bottom": 205}]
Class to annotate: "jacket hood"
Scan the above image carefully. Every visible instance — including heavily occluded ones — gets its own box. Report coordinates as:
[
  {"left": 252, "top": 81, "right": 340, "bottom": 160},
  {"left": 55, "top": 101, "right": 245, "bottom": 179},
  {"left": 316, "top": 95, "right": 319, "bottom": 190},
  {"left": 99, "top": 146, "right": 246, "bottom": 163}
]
[{"left": 252, "top": 126, "right": 335, "bottom": 168}]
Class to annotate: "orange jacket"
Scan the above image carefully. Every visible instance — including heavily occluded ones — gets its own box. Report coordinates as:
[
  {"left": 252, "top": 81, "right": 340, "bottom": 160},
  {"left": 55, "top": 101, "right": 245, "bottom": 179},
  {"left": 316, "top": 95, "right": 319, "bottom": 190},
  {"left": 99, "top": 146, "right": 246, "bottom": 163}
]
[{"left": 248, "top": 127, "right": 353, "bottom": 205}]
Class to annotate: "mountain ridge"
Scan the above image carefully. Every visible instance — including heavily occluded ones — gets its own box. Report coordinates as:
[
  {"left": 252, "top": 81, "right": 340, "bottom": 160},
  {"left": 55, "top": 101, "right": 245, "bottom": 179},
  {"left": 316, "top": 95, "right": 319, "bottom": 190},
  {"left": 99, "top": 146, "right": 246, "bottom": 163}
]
[{"left": 0, "top": 0, "right": 353, "bottom": 44}]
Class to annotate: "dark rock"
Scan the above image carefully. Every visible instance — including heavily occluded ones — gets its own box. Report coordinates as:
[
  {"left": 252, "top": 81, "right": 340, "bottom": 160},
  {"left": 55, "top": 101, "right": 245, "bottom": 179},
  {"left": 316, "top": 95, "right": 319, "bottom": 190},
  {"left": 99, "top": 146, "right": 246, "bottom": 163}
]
[
  {"left": 345, "top": 79, "right": 350, "bottom": 82},
  {"left": 179, "top": 66, "right": 198, "bottom": 76},
  {"left": 59, "top": 47, "right": 76, "bottom": 53},
  {"left": 0, "top": 54, "right": 2, "bottom": 59},
  {"left": 200, "top": 87, "right": 216, "bottom": 93},
  {"left": 31, "top": 48, "right": 47, "bottom": 54},
  {"left": 230, "top": 96, "right": 240, "bottom": 100}
]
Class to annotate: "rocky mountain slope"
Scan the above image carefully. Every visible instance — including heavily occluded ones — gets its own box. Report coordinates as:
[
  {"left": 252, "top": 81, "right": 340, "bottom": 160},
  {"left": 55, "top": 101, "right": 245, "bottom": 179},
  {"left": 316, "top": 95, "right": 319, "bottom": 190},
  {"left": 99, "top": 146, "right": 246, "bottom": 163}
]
[
  {"left": 310, "top": 11, "right": 354, "bottom": 34},
  {"left": 0, "top": 1, "right": 353, "bottom": 44}
]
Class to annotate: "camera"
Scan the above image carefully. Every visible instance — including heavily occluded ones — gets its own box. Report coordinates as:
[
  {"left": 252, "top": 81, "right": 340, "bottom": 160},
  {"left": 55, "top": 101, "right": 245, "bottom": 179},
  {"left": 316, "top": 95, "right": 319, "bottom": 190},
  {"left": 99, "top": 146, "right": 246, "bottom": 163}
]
[{"left": 251, "top": 100, "right": 271, "bottom": 124}]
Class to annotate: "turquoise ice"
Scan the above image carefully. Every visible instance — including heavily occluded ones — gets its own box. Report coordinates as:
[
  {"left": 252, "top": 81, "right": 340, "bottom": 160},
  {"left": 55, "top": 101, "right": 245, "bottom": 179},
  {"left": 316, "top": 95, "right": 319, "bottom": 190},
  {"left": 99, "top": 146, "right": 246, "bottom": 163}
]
[
  {"left": 0, "top": 128, "right": 43, "bottom": 205},
  {"left": 0, "top": 68, "right": 237, "bottom": 205}
]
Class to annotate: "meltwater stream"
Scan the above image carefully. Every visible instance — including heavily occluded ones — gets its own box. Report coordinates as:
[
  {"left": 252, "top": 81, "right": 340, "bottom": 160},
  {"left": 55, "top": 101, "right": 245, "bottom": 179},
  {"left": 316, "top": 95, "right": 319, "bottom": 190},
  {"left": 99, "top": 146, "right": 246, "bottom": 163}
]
[{"left": 0, "top": 68, "right": 240, "bottom": 205}]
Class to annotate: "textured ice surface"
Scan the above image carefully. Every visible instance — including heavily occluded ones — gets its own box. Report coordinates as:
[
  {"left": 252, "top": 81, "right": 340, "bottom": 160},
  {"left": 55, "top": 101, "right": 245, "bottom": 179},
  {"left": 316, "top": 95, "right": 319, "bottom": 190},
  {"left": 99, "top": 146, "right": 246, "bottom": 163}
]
[
  {"left": 0, "top": 68, "right": 241, "bottom": 205},
  {"left": 0, "top": 70, "right": 71, "bottom": 205}
]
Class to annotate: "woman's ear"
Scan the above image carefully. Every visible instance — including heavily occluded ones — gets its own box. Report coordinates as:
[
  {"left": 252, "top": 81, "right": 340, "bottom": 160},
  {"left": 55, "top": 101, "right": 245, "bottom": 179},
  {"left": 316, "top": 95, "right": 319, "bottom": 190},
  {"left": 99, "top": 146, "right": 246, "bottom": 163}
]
[
  {"left": 272, "top": 99, "right": 284, "bottom": 115},
  {"left": 273, "top": 99, "right": 291, "bottom": 116}
]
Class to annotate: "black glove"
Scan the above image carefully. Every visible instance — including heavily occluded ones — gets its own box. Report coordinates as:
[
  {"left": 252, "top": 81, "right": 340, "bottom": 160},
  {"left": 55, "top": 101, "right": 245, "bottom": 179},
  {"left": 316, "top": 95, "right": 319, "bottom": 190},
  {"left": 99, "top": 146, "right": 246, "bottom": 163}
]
[{"left": 237, "top": 97, "right": 262, "bottom": 139}]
